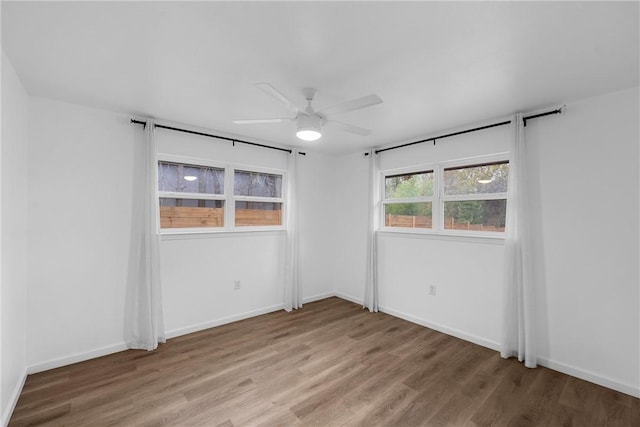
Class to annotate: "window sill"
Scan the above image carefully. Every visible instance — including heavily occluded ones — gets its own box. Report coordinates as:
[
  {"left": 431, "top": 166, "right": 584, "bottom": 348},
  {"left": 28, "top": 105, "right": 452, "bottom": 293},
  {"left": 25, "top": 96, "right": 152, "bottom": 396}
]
[
  {"left": 160, "top": 228, "right": 286, "bottom": 240},
  {"left": 377, "top": 229, "right": 505, "bottom": 244}
]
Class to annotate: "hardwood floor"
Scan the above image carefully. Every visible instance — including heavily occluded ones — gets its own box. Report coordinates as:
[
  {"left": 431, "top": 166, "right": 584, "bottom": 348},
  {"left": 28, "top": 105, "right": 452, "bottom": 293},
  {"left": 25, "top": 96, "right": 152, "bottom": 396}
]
[{"left": 10, "top": 297, "right": 640, "bottom": 426}]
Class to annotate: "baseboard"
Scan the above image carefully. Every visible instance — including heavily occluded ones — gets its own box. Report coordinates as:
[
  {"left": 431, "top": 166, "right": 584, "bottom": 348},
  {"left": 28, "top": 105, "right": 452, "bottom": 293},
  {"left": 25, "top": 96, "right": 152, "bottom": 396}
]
[
  {"left": 302, "top": 292, "right": 335, "bottom": 304},
  {"left": 165, "top": 303, "right": 284, "bottom": 339},
  {"left": 375, "top": 303, "right": 639, "bottom": 399},
  {"left": 377, "top": 305, "right": 501, "bottom": 352},
  {"left": 334, "top": 291, "right": 363, "bottom": 306},
  {"left": 28, "top": 304, "right": 286, "bottom": 374},
  {"left": 537, "top": 356, "right": 640, "bottom": 398},
  {"left": 2, "top": 369, "right": 27, "bottom": 427},
  {"left": 27, "top": 342, "right": 128, "bottom": 375}
]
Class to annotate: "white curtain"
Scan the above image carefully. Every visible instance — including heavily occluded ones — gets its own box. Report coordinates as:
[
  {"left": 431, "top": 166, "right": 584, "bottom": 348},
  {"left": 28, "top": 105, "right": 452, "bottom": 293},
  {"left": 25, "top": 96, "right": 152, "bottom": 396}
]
[
  {"left": 125, "top": 119, "right": 165, "bottom": 351},
  {"left": 284, "top": 149, "right": 301, "bottom": 311},
  {"left": 500, "top": 113, "right": 536, "bottom": 368},
  {"left": 363, "top": 150, "right": 380, "bottom": 312}
]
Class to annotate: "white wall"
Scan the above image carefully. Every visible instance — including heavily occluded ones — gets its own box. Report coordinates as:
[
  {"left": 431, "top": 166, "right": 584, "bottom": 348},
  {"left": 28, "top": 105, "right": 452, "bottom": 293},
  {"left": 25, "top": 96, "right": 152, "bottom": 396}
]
[
  {"left": 378, "top": 237, "right": 505, "bottom": 348},
  {"left": 526, "top": 87, "right": 639, "bottom": 396},
  {"left": 27, "top": 98, "right": 136, "bottom": 371},
  {"left": 160, "top": 232, "right": 286, "bottom": 336},
  {"left": 333, "top": 88, "right": 640, "bottom": 396},
  {"left": 1, "top": 51, "right": 29, "bottom": 425},
  {"left": 333, "top": 150, "right": 370, "bottom": 304},
  {"left": 297, "top": 151, "right": 337, "bottom": 302}
]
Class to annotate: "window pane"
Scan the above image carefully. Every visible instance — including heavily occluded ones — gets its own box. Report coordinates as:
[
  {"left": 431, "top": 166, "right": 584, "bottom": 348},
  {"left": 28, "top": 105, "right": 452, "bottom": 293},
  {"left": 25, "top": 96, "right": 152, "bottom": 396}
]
[
  {"left": 384, "top": 202, "right": 432, "bottom": 228},
  {"left": 158, "top": 161, "right": 224, "bottom": 194},
  {"left": 234, "top": 170, "right": 282, "bottom": 197},
  {"left": 385, "top": 171, "right": 433, "bottom": 199},
  {"left": 159, "top": 198, "right": 224, "bottom": 228},
  {"left": 444, "top": 199, "right": 507, "bottom": 232},
  {"left": 235, "top": 201, "right": 282, "bottom": 226},
  {"left": 444, "top": 162, "right": 509, "bottom": 195}
]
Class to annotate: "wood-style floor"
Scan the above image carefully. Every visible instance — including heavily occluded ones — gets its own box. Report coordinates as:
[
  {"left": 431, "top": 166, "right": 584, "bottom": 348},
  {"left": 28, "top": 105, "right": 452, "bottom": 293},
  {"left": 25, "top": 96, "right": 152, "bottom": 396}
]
[{"left": 10, "top": 297, "right": 639, "bottom": 426}]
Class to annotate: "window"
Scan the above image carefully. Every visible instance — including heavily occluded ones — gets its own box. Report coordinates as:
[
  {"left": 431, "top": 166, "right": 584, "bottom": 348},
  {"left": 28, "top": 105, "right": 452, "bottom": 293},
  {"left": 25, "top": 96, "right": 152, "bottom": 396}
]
[
  {"left": 443, "top": 161, "right": 509, "bottom": 232},
  {"left": 381, "top": 157, "right": 509, "bottom": 235},
  {"left": 383, "top": 171, "right": 434, "bottom": 229},
  {"left": 158, "top": 161, "right": 225, "bottom": 229},
  {"left": 157, "top": 158, "right": 285, "bottom": 232},
  {"left": 233, "top": 170, "right": 283, "bottom": 227}
]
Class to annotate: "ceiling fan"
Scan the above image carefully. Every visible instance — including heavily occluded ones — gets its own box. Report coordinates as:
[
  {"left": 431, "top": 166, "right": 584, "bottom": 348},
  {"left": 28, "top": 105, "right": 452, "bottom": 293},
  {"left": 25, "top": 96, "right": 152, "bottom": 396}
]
[{"left": 232, "top": 83, "right": 383, "bottom": 141}]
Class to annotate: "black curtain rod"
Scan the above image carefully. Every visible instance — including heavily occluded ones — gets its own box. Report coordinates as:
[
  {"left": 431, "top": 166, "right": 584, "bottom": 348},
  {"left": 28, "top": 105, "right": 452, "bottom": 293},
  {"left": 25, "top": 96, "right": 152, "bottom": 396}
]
[
  {"left": 375, "top": 120, "right": 511, "bottom": 155},
  {"left": 130, "top": 119, "right": 306, "bottom": 155},
  {"left": 522, "top": 108, "right": 563, "bottom": 126},
  {"left": 373, "top": 108, "right": 563, "bottom": 155}
]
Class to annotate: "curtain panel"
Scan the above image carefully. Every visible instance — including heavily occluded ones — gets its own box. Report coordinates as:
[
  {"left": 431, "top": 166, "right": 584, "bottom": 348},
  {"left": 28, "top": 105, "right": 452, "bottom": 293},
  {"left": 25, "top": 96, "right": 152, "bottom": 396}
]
[
  {"left": 125, "top": 120, "right": 166, "bottom": 351},
  {"left": 284, "top": 150, "right": 301, "bottom": 311},
  {"left": 364, "top": 150, "right": 380, "bottom": 312},
  {"left": 501, "top": 113, "right": 537, "bottom": 368}
]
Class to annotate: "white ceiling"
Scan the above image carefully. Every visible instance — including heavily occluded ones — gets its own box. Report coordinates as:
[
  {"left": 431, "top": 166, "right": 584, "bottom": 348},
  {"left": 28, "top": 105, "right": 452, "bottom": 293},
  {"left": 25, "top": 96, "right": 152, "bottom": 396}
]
[{"left": 2, "top": 1, "right": 638, "bottom": 155}]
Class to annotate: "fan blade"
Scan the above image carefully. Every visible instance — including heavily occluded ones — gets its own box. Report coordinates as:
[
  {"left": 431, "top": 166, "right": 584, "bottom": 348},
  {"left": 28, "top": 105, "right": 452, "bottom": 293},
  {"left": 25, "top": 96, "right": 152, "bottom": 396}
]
[
  {"left": 320, "top": 94, "right": 382, "bottom": 116},
  {"left": 232, "top": 118, "right": 292, "bottom": 124},
  {"left": 255, "top": 83, "right": 300, "bottom": 113},
  {"left": 328, "top": 120, "right": 372, "bottom": 136}
]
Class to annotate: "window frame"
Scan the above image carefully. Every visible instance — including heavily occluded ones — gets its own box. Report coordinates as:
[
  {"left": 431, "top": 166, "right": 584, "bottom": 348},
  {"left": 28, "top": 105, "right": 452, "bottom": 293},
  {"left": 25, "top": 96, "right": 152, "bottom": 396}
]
[
  {"left": 382, "top": 167, "right": 437, "bottom": 230},
  {"left": 156, "top": 154, "right": 287, "bottom": 235},
  {"left": 231, "top": 165, "right": 285, "bottom": 230},
  {"left": 380, "top": 153, "right": 509, "bottom": 238}
]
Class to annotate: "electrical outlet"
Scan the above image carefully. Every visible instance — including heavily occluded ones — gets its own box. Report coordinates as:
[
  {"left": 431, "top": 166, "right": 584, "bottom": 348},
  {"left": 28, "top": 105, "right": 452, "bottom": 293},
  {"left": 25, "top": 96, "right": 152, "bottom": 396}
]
[
  {"left": 234, "top": 280, "right": 241, "bottom": 290},
  {"left": 429, "top": 285, "right": 437, "bottom": 296}
]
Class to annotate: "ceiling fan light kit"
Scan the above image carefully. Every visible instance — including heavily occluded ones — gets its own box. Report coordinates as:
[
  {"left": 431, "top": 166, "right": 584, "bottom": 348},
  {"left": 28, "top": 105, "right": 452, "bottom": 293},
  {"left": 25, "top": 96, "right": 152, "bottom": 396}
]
[
  {"left": 233, "top": 83, "right": 382, "bottom": 143},
  {"left": 296, "top": 113, "right": 323, "bottom": 141}
]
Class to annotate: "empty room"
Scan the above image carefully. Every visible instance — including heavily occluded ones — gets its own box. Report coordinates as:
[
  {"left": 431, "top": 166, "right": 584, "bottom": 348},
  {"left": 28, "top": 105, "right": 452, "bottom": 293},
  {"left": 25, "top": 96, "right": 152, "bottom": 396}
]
[{"left": 1, "top": 1, "right": 639, "bottom": 426}]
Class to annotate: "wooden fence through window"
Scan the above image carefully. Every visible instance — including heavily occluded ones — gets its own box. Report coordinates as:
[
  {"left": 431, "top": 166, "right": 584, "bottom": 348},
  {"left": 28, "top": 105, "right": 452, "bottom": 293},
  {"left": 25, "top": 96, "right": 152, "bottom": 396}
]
[
  {"left": 160, "top": 206, "right": 282, "bottom": 228},
  {"left": 385, "top": 214, "right": 504, "bottom": 232}
]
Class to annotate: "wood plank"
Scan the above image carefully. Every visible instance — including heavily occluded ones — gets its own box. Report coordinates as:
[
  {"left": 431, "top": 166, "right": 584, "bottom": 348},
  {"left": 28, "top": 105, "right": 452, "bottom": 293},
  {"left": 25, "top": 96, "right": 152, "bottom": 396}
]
[
  {"left": 160, "top": 206, "right": 224, "bottom": 228},
  {"left": 235, "top": 208, "right": 281, "bottom": 226}
]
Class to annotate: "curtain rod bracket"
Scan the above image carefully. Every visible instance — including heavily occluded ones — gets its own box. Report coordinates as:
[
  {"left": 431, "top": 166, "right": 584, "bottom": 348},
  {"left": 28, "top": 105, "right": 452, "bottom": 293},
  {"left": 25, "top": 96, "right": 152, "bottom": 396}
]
[{"left": 130, "top": 118, "right": 147, "bottom": 129}]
